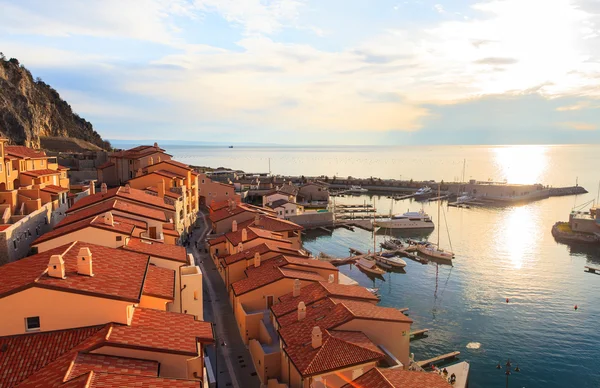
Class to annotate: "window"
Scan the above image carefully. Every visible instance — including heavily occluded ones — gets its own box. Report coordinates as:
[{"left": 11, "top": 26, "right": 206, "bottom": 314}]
[
  {"left": 41, "top": 160, "right": 45, "bottom": 166},
  {"left": 13, "top": 240, "right": 17, "bottom": 250},
  {"left": 25, "top": 316, "right": 40, "bottom": 331},
  {"left": 116, "top": 236, "right": 123, "bottom": 242},
  {"left": 201, "top": 179, "right": 205, "bottom": 184},
  {"left": 129, "top": 160, "right": 133, "bottom": 165},
  {"left": 194, "top": 290, "right": 199, "bottom": 300},
  {"left": 225, "top": 192, "right": 229, "bottom": 196},
  {"left": 0, "top": 163, "right": 3, "bottom": 173},
  {"left": 129, "top": 171, "right": 133, "bottom": 179}
]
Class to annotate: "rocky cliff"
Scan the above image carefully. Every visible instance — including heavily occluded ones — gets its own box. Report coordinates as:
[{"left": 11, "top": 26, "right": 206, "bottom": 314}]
[{"left": 0, "top": 55, "right": 110, "bottom": 150}]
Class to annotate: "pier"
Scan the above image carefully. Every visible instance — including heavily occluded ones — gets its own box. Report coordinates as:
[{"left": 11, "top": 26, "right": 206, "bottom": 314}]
[
  {"left": 417, "top": 351, "right": 461, "bottom": 368},
  {"left": 410, "top": 328, "right": 429, "bottom": 339},
  {"left": 585, "top": 266, "right": 600, "bottom": 274}
]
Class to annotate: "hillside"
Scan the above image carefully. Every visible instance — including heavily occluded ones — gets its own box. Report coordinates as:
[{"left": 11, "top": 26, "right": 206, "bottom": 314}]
[{"left": 0, "top": 54, "right": 110, "bottom": 150}]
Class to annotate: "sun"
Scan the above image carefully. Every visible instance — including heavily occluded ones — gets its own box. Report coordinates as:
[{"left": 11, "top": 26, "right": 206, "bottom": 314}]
[{"left": 493, "top": 145, "right": 549, "bottom": 184}]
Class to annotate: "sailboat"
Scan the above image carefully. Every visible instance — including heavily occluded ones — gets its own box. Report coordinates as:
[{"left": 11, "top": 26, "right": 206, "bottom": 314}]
[
  {"left": 417, "top": 184, "right": 455, "bottom": 262},
  {"left": 357, "top": 197, "right": 387, "bottom": 276}
]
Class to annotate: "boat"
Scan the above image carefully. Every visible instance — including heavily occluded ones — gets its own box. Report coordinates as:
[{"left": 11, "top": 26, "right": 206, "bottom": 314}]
[
  {"left": 348, "top": 185, "right": 368, "bottom": 193},
  {"left": 228, "top": 145, "right": 233, "bottom": 148},
  {"left": 356, "top": 257, "right": 386, "bottom": 275},
  {"left": 456, "top": 192, "right": 473, "bottom": 203},
  {"left": 415, "top": 186, "right": 433, "bottom": 197},
  {"left": 375, "top": 255, "right": 407, "bottom": 268},
  {"left": 366, "top": 287, "right": 380, "bottom": 297},
  {"left": 375, "top": 210, "right": 435, "bottom": 229},
  {"left": 417, "top": 185, "right": 454, "bottom": 262}
]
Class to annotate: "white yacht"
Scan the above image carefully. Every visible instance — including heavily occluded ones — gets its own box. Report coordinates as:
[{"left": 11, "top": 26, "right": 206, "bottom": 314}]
[
  {"left": 375, "top": 210, "right": 435, "bottom": 229},
  {"left": 414, "top": 186, "right": 432, "bottom": 197},
  {"left": 348, "top": 185, "right": 368, "bottom": 193}
]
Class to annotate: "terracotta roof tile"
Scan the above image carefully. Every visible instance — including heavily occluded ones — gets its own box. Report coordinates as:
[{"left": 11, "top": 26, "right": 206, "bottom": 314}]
[
  {"left": 67, "top": 186, "right": 173, "bottom": 213},
  {"left": 343, "top": 368, "right": 452, "bottom": 388},
  {"left": 41, "top": 185, "right": 69, "bottom": 194},
  {"left": 5, "top": 146, "right": 47, "bottom": 159},
  {"left": 157, "top": 159, "right": 192, "bottom": 169},
  {"left": 142, "top": 266, "right": 175, "bottom": 300},
  {"left": 279, "top": 303, "right": 354, "bottom": 346},
  {"left": 238, "top": 214, "right": 303, "bottom": 232},
  {"left": 20, "top": 169, "right": 60, "bottom": 177},
  {"left": 122, "top": 237, "right": 187, "bottom": 263},
  {"left": 106, "top": 308, "right": 214, "bottom": 355},
  {"left": 58, "top": 199, "right": 167, "bottom": 228},
  {"left": 285, "top": 329, "right": 384, "bottom": 377},
  {"left": 88, "top": 373, "right": 200, "bottom": 387},
  {"left": 67, "top": 353, "right": 159, "bottom": 380},
  {"left": 207, "top": 235, "right": 227, "bottom": 246},
  {"left": 151, "top": 170, "right": 185, "bottom": 179},
  {"left": 209, "top": 200, "right": 230, "bottom": 212},
  {"left": 330, "top": 299, "right": 413, "bottom": 324},
  {"left": 33, "top": 214, "right": 135, "bottom": 245},
  {"left": 208, "top": 205, "right": 251, "bottom": 223},
  {"left": 231, "top": 257, "right": 326, "bottom": 296},
  {"left": 273, "top": 282, "right": 379, "bottom": 318},
  {"left": 0, "top": 241, "right": 150, "bottom": 302},
  {"left": 0, "top": 325, "right": 105, "bottom": 387},
  {"left": 223, "top": 243, "right": 307, "bottom": 266},
  {"left": 111, "top": 145, "right": 169, "bottom": 159},
  {"left": 225, "top": 226, "right": 288, "bottom": 247}
]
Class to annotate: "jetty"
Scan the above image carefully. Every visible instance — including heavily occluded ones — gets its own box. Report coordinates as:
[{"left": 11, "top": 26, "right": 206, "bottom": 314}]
[
  {"left": 585, "top": 266, "right": 600, "bottom": 274},
  {"left": 417, "top": 351, "right": 460, "bottom": 368},
  {"left": 410, "top": 329, "right": 429, "bottom": 339}
]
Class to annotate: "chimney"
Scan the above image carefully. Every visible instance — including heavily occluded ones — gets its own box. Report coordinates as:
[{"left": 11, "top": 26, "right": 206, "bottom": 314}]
[
  {"left": 254, "top": 214, "right": 260, "bottom": 225},
  {"left": 48, "top": 254, "right": 65, "bottom": 279},
  {"left": 103, "top": 212, "right": 114, "bottom": 226},
  {"left": 293, "top": 278, "right": 301, "bottom": 297},
  {"left": 254, "top": 252, "right": 261, "bottom": 267},
  {"left": 237, "top": 242, "right": 243, "bottom": 253},
  {"left": 157, "top": 180, "right": 165, "bottom": 199},
  {"left": 154, "top": 142, "right": 159, "bottom": 149},
  {"left": 328, "top": 274, "right": 334, "bottom": 283},
  {"left": 77, "top": 247, "right": 94, "bottom": 277},
  {"left": 298, "top": 301, "right": 306, "bottom": 321},
  {"left": 232, "top": 220, "right": 238, "bottom": 233},
  {"left": 241, "top": 228, "right": 247, "bottom": 242},
  {"left": 100, "top": 183, "right": 107, "bottom": 194},
  {"left": 90, "top": 180, "right": 96, "bottom": 195},
  {"left": 311, "top": 326, "right": 322, "bottom": 349},
  {"left": 122, "top": 184, "right": 130, "bottom": 193},
  {"left": 136, "top": 168, "right": 143, "bottom": 177}
]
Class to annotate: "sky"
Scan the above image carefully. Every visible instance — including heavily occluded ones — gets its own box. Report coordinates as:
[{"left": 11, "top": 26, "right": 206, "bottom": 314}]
[{"left": 2, "top": 0, "right": 600, "bottom": 145}]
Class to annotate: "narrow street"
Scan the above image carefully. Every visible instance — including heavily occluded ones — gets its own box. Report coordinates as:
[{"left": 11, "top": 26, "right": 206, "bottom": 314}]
[{"left": 188, "top": 211, "right": 261, "bottom": 388}]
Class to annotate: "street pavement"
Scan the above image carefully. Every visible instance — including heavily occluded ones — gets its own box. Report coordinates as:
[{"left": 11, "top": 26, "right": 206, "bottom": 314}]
[{"left": 188, "top": 211, "right": 261, "bottom": 388}]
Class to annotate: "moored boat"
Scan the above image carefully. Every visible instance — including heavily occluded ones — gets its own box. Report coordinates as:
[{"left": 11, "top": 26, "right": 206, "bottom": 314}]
[
  {"left": 375, "top": 255, "right": 407, "bottom": 268},
  {"left": 375, "top": 210, "right": 435, "bottom": 230},
  {"left": 417, "top": 244, "right": 454, "bottom": 261},
  {"left": 356, "top": 257, "right": 386, "bottom": 275},
  {"left": 348, "top": 185, "right": 368, "bottom": 193}
]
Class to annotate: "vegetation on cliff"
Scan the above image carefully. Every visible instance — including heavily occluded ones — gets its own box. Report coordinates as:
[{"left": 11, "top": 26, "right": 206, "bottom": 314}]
[{"left": 0, "top": 53, "right": 110, "bottom": 150}]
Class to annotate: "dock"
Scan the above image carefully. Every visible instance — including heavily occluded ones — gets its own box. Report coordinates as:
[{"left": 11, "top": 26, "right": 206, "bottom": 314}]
[
  {"left": 410, "top": 328, "right": 429, "bottom": 338},
  {"left": 417, "top": 351, "right": 460, "bottom": 368},
  {"left": 585, "top": 266, "right": 600, "bottom": 274},
  {"left": 349, "top": 247, "right": 365, "bottom": 255},
  {"left": 428, "top": 194, "right": 450, "bottom": 202}
]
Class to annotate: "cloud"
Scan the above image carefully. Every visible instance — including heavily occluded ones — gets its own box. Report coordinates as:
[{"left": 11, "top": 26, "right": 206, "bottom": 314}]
[
  {"left": 561, "top": 122, "right": 597, "bottom": 131},
  {"left": 473, "top": 57, "right": 518, "bottom": 65},
  {"left": 434, "top": 4, "right": 445, "bottom": 13}
]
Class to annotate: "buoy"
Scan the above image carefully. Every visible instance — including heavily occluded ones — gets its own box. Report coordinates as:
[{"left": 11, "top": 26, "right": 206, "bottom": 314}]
[
  {"left": 574, "top": 305, "right": 578, "bottom": 310},
  {"left": 506, "top": 298, "right": 509, "bottom": 303}
]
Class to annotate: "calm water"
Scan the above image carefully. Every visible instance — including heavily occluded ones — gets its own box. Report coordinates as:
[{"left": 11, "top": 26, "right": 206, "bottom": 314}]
[{"left": 146, "top": 143, "right": 600, "bottom": 387}]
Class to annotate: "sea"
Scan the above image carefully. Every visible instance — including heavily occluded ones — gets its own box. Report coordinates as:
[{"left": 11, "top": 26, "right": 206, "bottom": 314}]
[{"left": 118, "top": 143, "right": 600, "bottom": 388}]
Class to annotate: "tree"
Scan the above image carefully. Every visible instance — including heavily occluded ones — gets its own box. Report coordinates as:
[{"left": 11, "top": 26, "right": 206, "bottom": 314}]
[{"left": 0, "top": 52, "right": 5, "bottom": 60}]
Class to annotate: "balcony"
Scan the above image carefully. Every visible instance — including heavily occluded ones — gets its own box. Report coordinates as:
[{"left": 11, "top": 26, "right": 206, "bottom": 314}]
[{"left": 140, "top": 231, "right": 164, "bottom": 242}]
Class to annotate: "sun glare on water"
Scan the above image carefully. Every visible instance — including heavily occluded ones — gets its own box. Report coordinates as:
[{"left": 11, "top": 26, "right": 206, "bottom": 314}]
[{"left": 493, "top": 145, "right": 549, "bottom": 184}]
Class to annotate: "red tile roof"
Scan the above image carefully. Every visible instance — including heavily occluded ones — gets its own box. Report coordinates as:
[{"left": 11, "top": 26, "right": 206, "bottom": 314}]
[
  {"left": 273, "top": 282, "right": 379, "bottom": 318},
  {"left": 142, "top": 266, "right": 175, "bottom": 300},
  {"left": 279, "top": 303, "right": 354, "bottom": 345},
  {"left": 67, "top": 353, "right": 159, "bottom": 380},
  {"left": 20, "top": 169, "right": 60, "bottom": 177},
  {"left": 0, "top": 241, "right": 150, "bottom": 302},
  {"left": 231, "top": 256, "right": 326, "bottom": 296},
  {"left": 207, "top": 235, "right": 227, "bottom": 246},
  {"left": 343, "top": 367, "right": 452, "bottom": 388},
  {"left": 145, "top": 186, "right": 181, "bottom": 199},
  {"left": 96, "top": 161, "right": 114, "bottom": 169},
  {"left": 41, "top": 185, "right": 69, "bottom": 194},
  {"left": 0, "top": 325, "right": 105, "bottom": 387},
  {"left": 57, "top": 165, "right": 70, "bottom": 171},
  {"left": 58, "top": 199, "right": 167, "bottom": 228},
  {"left": 223, "top": 243, "right": 306, "bottom": 266},
  {"left": 330, "top": 298, "right": 413, "bottom": 324},
  {"left": 208, "top": 205, "right": 251, "bottom": 223},
  {"left": 238, "top": 214, "right": 303, "bottom": 232},
  {"left": 111, "top": 145, "right": 169, "bottom": 159},
  {"left": 104, "top": 308, "right": 214, "bottom": 355},
  {"left": 156, "top": 159, "right": 192, "bottom": 169},
  {"left": 209, "top": 200, "right": 230, "bottom": 212},
  {"left": 33, "top": 214, "right": 136, "bottom": 245},
  {"left": 87, "top": 373, "right": 200, "bottom": 387},
  {"left": 0, "top": 225, "right": 11, "bottom": 232},
  {"left": 67, "top": 186, "right": 174, "bottom": 214},
  {"left": 122, "top": 237, "right": 188, "bottom": 263},
  {"left": 285, "top": 329, "right": 384, "bottom": 377},
  {"left": 152, "top": 169, "right": 185, "bottom": 179},
  {"left": 5, "top": 146, "right": 47, "bottom": 159},
  {"left": 225, "top": 226, "right": 288, "bottom": 247}
]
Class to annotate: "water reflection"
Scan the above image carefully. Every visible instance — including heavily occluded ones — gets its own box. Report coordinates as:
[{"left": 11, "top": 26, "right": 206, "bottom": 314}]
[
  {"left": 493, "top": 145, "right": 549, "bottom": 184},
  {"left": 501, "top": 206, "right": 538, "bottom": 270}
]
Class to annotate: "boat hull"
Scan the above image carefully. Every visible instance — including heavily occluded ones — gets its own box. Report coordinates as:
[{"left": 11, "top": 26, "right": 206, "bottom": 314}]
[{"left": 417, "top": 246, "right": 454, "bottom": 261}]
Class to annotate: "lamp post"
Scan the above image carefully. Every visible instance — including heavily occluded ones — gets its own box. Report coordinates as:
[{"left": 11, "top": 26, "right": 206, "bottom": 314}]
[{"left": 496, "top": 358, "right": 520, "bottom": 388}]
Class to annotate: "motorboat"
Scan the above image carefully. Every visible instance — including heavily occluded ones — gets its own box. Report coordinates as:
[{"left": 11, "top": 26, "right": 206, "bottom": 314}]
[
  {"left": 456, "top": 192, "right": 474, "bottom": 203},
  {"left": 348, "top": 185, "right": 368, "bottom": 193},
  {"left": 375, "top": 210, "right": 435, "bottom": 230},
  {"left": 380, "top": 238, "right": 405, "bottom": 250},
  {"left": 375, "top": 255, "right": 407, "bottom": 268},
  {"left": 414, "top": 186, "right": 432, "bottom": 197},
  {"left": 356, "top": 257, "right": 386, "bottom": 275}
]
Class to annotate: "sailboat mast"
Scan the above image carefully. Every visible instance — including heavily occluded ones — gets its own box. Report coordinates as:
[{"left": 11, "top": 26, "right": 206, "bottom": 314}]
[
  {"left": 373, "top": 197, "right": 376, "bottom": 254},
  {"left": 437, "top": 184, "right": 441, "bottom": 247}
]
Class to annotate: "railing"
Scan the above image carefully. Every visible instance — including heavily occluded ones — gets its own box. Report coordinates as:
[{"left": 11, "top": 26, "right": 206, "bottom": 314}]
[
  {"left": 140, "top": 231, "right": 164, "bottom": 242},
  {"left": 170, "top": 187, "right": 183, "bottom": 195}
]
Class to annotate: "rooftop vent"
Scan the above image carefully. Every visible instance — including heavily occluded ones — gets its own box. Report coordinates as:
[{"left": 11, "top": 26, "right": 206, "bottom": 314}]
[
  {"left": 100, "top": 183, "right": 107, "bottom": 194},
  {"left": 77, "top": 247, "right": 94, "bottom": 277},
  {"left": 48, "top": 254, "right": 65, "bottom": 279},
  {"left": 312, "top": 326, "right": 322, "bottom": 349},
  {"left": 293, "top": 278, "right": 301, "bottom": 297},
  {"left": 298, "top": 301, "right": 306, "bottom": 321}
]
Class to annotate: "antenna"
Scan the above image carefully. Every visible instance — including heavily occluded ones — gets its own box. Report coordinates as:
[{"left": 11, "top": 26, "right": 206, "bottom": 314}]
[{"left": 268, "top": 158, "right": 271, "bottom": 176}]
